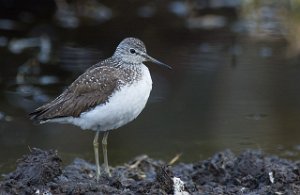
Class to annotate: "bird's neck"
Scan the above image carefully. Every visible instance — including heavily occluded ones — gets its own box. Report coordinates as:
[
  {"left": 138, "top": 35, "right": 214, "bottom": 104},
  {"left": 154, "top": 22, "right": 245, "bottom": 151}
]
[
  {"left": 108, "top": 56, "right": 143, "bottom": 72},
  {"left": 103, "top": 57, "right": 145, "bottom": 84}
]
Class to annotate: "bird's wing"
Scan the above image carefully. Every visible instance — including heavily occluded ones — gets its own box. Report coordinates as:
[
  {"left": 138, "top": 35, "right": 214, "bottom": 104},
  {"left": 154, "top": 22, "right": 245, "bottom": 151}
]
[{"left": 29, "top": 65, "right": 122, "bottom": 122}]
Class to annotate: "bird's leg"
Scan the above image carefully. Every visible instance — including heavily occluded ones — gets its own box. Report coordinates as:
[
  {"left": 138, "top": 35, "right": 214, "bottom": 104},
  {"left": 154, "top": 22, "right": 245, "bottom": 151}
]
[
  {"left": 93, "top": 131, "right": 100, "bottom": 181},
  {"left": 102, "top": 131, "right": 111, "bottom": 176}
]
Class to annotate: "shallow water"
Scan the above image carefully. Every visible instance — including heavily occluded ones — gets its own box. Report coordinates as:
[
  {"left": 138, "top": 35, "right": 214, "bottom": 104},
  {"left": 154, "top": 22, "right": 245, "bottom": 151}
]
[{"left": 1, "top": 1, "right": 300, "bottom": 174}]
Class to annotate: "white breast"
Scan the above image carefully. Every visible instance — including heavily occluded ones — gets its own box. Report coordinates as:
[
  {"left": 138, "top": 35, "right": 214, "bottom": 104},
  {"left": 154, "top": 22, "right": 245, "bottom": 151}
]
[{"left": 55, "top": 65, "right": 152, "bottom": 131}]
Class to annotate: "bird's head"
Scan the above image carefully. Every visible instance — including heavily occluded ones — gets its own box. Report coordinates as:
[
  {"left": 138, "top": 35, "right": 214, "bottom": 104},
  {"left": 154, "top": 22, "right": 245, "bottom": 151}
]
[{"left": 114, "top": 37, "right": 171, "bottom": 69}]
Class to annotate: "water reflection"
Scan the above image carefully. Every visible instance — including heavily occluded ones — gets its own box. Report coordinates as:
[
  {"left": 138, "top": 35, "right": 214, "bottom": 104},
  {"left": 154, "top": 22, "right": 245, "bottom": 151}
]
[
  {"left": 1, "top": 0, "right": 300, "bottom": 174},
  {"left": 9, "top": 35, "right": 51, "bottom": 63}
]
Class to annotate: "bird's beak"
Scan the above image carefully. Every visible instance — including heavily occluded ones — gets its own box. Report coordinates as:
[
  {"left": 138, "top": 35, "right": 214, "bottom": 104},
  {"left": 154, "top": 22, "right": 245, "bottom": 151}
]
[{"left": 144, "top": 53, "right": 172, "bottom": 70}]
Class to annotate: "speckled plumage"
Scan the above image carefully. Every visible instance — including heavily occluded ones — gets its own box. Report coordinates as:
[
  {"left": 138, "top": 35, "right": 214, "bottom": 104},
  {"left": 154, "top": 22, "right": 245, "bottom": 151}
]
[
  {"left": 30, "top": 38, "right": 148, "bottom": 128},
  {"left": 29, "top": 37, "right": 170, "bottom": 179},
  {"left": 30, "top": 58, "right": 143, "bottom": 122}
]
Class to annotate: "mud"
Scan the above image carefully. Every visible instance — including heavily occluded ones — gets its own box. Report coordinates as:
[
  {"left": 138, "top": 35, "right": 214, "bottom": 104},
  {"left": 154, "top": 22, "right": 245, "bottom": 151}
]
[{"left": 1, "top": 148, "right": 300, "bottom": 194}]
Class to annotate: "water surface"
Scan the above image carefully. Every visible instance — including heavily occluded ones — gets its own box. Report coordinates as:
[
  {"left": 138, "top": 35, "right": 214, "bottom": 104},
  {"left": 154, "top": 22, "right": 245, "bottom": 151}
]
[{"left": 1, "top": 1, "right": 300, "bottom": 174}]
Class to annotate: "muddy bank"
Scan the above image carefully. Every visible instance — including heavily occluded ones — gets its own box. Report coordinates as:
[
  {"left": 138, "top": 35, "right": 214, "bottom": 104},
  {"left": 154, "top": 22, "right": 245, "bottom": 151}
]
[{"left": 1, "top": 148, "right": 300, "bottom": 194}]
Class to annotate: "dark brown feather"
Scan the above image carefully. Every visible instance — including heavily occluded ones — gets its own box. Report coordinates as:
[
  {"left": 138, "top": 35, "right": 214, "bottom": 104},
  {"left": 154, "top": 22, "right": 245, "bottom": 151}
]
[{"left": 29, "top": 59, "right": 137, "bottom": 122}]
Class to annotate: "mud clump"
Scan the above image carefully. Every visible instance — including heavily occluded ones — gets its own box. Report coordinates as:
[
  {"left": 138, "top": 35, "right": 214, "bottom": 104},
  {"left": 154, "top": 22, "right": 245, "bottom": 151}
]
[{"left": 1, "top": 149, "right": 300, "bottom": 194}]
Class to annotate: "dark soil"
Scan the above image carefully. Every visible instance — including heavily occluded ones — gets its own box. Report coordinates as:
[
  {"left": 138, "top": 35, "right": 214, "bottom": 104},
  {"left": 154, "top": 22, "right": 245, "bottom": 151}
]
[{"left": 1, "top": 148, "right": 300, "bottom": 194}]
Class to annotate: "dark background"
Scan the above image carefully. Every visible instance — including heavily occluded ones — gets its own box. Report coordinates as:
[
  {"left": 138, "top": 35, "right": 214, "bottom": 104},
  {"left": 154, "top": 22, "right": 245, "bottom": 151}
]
[{"left": 1, "top": 0, "right": 300, "bottom": 174}]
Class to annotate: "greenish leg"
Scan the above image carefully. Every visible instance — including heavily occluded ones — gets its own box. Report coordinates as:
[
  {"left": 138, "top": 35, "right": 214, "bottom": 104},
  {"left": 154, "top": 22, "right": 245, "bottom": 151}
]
[
  {"left": 102, "top": 131, "right": 111, "bottom": 176},
  {"left": 93, "top": 131, "right": 100, "bottom": 181}
]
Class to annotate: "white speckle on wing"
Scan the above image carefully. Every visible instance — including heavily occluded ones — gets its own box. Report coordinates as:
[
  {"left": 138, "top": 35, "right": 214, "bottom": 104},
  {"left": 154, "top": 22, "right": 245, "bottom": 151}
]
[{"left": 49, "top": 65, "right": 152, "bottom": 132}]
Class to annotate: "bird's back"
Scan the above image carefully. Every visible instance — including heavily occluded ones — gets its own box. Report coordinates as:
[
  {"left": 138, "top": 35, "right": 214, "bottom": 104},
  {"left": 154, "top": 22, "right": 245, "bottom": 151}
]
[{"left": 29, "top": 58, "right": 145, "bottom": 124}]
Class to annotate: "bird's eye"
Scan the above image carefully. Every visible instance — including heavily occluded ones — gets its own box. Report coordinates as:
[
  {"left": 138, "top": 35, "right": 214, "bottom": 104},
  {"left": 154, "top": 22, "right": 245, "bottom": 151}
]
[{"left": 129, "top": 49, "right": 136, "bottom": 54}]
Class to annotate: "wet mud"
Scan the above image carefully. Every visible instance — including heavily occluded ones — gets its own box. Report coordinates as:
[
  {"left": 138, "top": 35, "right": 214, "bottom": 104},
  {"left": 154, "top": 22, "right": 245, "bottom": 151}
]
[{"left": 1, "top": 148, "right": 300, "bottom": 194}]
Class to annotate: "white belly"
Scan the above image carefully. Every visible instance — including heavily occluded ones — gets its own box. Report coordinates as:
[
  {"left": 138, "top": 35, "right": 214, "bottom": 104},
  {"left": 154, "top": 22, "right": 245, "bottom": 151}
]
[{"left": 54, "top": 65, "right": 152, "bottom": 131}]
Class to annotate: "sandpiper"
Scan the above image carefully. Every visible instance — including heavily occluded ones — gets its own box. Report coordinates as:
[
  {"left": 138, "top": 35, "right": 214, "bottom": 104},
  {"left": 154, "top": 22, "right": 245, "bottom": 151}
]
[{"left": 29, "top": 37, "right": 171, "bottom": 181}]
